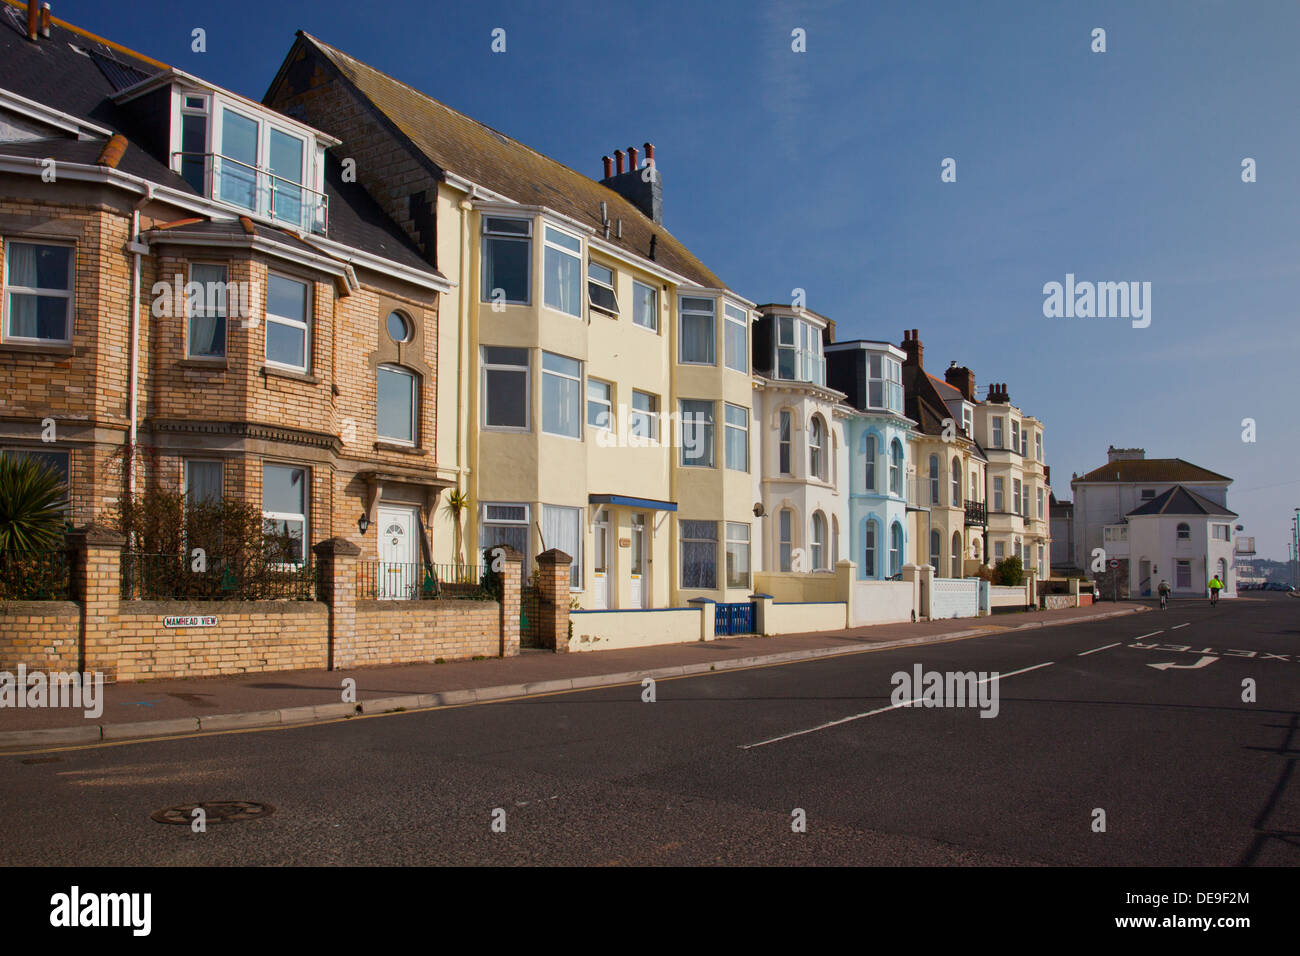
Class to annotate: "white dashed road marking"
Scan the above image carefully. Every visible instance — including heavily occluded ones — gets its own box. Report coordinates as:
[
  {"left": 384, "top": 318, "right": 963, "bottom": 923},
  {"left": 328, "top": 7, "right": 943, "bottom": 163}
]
[{"left": 1078, "top": 642, "right": 1122, "bottom": 657}]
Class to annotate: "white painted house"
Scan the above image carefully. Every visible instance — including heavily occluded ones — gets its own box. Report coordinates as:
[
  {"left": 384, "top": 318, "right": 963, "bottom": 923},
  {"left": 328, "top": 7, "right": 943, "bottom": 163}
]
[{"left": 1070, "top": 447, "right": 1235, "bottom": 597}]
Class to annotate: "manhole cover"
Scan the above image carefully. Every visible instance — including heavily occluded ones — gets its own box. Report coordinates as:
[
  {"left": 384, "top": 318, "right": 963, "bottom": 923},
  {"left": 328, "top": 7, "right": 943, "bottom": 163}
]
[
  {"left": 20, "top": 756, "right": 62, "bottom": 764},
  {"left": 151, "top": 801, "right": 275, "bottom": 825}
]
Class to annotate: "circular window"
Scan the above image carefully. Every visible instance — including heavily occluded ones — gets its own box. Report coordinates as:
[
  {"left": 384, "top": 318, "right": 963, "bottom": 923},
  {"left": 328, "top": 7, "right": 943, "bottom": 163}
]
[{"left": 386, "top": 311, "right": 411, "bottom": 343}]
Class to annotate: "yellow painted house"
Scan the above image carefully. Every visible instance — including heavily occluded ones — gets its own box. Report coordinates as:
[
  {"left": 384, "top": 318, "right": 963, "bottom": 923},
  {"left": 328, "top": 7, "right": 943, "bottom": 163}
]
[{"left": 266, "top": 34, "right": 758, "bottom": 609}]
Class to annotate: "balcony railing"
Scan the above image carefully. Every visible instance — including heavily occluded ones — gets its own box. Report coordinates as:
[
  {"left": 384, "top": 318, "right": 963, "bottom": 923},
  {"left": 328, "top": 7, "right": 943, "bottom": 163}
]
[
  {"left": 173, "top": 151, "right": 329, "bottom": 235},
  {"left": 964, "top": 501, "right": 987, "bottom": 525}
]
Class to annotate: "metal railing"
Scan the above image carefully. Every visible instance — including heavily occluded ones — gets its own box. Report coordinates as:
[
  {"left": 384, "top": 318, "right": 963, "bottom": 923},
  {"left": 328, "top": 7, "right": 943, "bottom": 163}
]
[
  {"left": 172, "top": 151, "right": 329, "bottom": 235},
  {"left": 0, "top": 549, "right": 70, "bottom": 600},
  {"left": 965, "top": 501, "right": 987, "bottom": 525},
  {"left": 120, "top": 552, "right": 317, "bottom": 601},
  {"left": 356, "top": 561, "right": 492, "bottom": 601}
]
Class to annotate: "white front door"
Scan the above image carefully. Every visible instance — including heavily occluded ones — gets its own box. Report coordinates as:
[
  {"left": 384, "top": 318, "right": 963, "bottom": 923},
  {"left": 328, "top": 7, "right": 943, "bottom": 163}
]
[
  {"left": 593, "top": 509, "right": 611, "bottom": 609},
  {"left": 630, "top": 513, "right": 648, "bottom": 608},
  {"left": 377, "top": 505, "right": 419, "bottom": 599}
]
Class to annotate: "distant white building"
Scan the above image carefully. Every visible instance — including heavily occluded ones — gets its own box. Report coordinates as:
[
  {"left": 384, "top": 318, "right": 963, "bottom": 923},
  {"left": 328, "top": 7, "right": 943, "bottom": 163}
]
[{"left": 1070, "top": 447, "right": 1235, "bottom": 597}]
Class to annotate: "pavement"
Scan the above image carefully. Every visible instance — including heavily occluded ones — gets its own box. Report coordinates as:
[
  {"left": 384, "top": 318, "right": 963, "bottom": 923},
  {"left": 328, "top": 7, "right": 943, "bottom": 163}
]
[{"left": 0, "top": 600, "right": 1147, "bottom": 749}]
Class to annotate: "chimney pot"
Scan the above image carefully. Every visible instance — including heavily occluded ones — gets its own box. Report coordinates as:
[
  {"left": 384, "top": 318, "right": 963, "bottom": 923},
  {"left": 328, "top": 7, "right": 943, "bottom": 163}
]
[
  {"left": 27, "top": 0, "right": 39, "bottom": 40},
  {"left": 644, "top": 142, "right": 655, "bottom": 162},
  {"left": 614, "top": 149, "right": 625, "bottom": 175},
  {"left": 602, "top": 155, "right": 613, "bottom": 179},
  {"left": 628, "top": 146, "right": 639, "bottom": 170},
  {"left": 40, "top": 2, "right": 50, "bottom": 37}
]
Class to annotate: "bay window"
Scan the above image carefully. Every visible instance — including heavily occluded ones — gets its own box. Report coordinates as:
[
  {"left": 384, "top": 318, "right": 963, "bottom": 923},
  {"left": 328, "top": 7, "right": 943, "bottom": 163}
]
[
  {"left": 482, "top": 347, "right": 529, "bottom": 430},
  {"left": 725, "top": 522, "right": 750, "bottom": 589},
  {"left": 187, "top": 262, "right": 227, "bottom": 358},
  {"left": 481, "top": 217, "right": 531, "bottom": 305},
  {"left": 724, "top": 303, "right": 748, "bottom": 372},
  {"left": 543, "top": 226, "right": 582, "bottom": 316},
  {"left": 680, "top": 400, "right": 715, "bottom": 467},
  {"left": 265, "top": 273, "right": 309, "bottom": 371},
  {"left": 681, "top": 520, "right": 717, "bottom": 589},
  {"left": 541, "top": 504, "right": 582, "bottom": 587},
  {"left": 587, "top": 261, "right": 618, "bottom": 316},
  {"left": 724, "top": 404, "right": 748, "bottom": 471},
  {"left": 679, "top": 296, "right": 715, "bottom": 364},
  {"left": 542, "top": 351, "right": 582, "bottom": 438},
  {"left": 262, "top": 463, "right": 308, "bottom": 563}
]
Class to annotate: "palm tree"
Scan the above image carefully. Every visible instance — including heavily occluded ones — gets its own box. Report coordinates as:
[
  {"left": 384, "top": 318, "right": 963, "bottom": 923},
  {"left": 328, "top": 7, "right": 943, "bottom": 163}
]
[
  {"left": 445, "top": 489, "right": 469, "bottom": 572},
  {"left": 0, "top": 454, "right": 68, "bottom": 552}
]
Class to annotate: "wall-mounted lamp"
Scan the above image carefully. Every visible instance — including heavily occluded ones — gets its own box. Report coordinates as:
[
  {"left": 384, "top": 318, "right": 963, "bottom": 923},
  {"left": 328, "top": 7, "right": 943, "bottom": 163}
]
[{"left": 358, "top": 515, "right": 370, "bottom": 535}]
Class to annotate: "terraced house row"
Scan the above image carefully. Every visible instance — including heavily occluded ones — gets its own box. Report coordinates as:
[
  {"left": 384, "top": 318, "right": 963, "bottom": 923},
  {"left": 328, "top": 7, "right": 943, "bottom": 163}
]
[{"left": 0, "top": 2, "right": 1056, "bottom": 669}]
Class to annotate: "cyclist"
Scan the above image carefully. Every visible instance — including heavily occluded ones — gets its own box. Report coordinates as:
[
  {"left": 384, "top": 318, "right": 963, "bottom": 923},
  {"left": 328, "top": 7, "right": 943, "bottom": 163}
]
[
  {"left": 1157, "top": 578, "right": 1171, "bottom": 609},
  {"left": 1208, "top": 574, "right": 1224, "bottom": 607}
]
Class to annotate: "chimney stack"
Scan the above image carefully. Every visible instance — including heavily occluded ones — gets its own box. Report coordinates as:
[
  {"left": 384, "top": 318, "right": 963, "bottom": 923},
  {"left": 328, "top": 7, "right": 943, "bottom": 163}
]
[
  {"left": 900, "top": 329, "right": 924, "bottom": 368},
  {"left": 598, "top": 141, "right": 664, "bottom": 225},
  {"left": 944, "top": 362, "right": 976, "bottom": 402},
  {"left": 27, "top": 0, "right": 39, "bottom": 40}
]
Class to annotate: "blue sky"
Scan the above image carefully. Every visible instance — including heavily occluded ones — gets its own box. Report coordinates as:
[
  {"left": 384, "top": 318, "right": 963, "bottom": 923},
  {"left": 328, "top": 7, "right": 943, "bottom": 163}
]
[{"left": 72, "top": 0, "right": 1300, "bottom": 559}]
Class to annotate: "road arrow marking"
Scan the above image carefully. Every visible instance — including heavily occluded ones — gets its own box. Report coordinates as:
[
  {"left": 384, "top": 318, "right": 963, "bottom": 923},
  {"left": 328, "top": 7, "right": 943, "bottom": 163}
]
[{"left": 1148, "top": 656, "right": 1218, "bottom": 671}]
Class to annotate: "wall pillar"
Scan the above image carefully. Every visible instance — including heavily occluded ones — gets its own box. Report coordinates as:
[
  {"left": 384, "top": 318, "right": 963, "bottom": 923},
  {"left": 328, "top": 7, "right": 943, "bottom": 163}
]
[
  {"left": 536, "top": 549, "right": 572, "bottom": 652},
  {"left": 835, "top": 559, "right": 856, "bottom": 627},
  {"left": 69, "top": 523, "right": 125, "bottom": 680},
  {"left": 493, "top": 546, "right": 522, "bottom": 657},
  {"left": 313, "top": 537, "right": 360, "bottom": 670},
  {"left": 689, "top": 597, "right": 717, "bottom": 640}
]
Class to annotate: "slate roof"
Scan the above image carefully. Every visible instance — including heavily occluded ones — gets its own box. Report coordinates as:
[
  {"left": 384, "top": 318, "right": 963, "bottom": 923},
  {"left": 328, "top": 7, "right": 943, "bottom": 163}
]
[
  {"left": 1075, "top": 458, "right": 1231, "bottom": 484},
  {"left": 1126, "top": 484, "right": 1237, "bottom": 518},
  {"left": 278, "top": 32, "right": 727, "bottom": 290},
  {"left": 0, "top": 2, "right": 439, "bottom": 279}
]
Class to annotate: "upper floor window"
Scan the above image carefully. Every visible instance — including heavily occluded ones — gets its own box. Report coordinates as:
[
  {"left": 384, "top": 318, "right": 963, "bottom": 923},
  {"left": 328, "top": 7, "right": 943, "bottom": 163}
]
[
  {"left": 928, "top": 454, "right": 941, "bottom": 505},
  {"left": 867, "top": 354, "right": 902, "bottom": 412},
  {"left": 1140, "top": 488, "right": 1156, "bottom": 501},
  {"left": 1013, "top": 478, "right": 1022, "bottom": 515},
  {"left": 776, "top": 315, "right": 825, "bottom": 385},
  {"left": 4, "top": 241, "right": 73, "bottom": 344},
  {"left": 541, "top": 351, "right": 582, "bottom": 438},
  {"left": 629, "top": 390, "right": 659, "bottom": 441},
  {"left": 1176, "top": 522, "right": 1191, "bottom": 540},
  {"left": 187, "top": 262, "right": 227, "bottom": 358},
  {"left": 1037, "top": 487, "right": 1045, "bottom": 519},
  {"left": 991, "top": 416, "right": 1004, "bottom": 448},
  {"left": 482, "top": 346, "right": 529, "bottom": 430},
  {"left": 587, "top": 379, "right": 613, "bottom": 431},
  {"left": 993, "top": 476, "right": 1005, "bottom": 512},
  {"left": 864, "top": 433, "right": 877, "bottom": 491},
  {"left": 779, "top": 410, "right": 793, "bottom": 476},
  {"left": 178, "top": 94, "right": 209, "bottom": 195},
  {"left": 679, "top": 296, "right": 715, "bottom": 364},
  {"left": 377, "top": 365, "right": 418, "bottom": 445},
  {"left": 481, "top": 217, "right": 531, "bottom": 305},
  {"left": 951, "top": 456, "right": 961, "bottom": 505},
  {"left": 1018, "top": 423, "right": 1027, "bottom": 457},
  {"left": 809, "top": 416, "right": 826, "bottom": 480},
  {"left": 724, "top": 304, "right": 748, "bottom": 373},
  {"left": 211, "top": 106, "right": 323, "bottom": 233},
  {"left": 1035, "top": 432, "right": 1043, "bottom": 462},
  {"left": 587, "top": 262, "right": 618, "bottom": 316},
  {"left": 1212, "top": 524, "right": 1230, "bottom": 540},
  {"left": 680, "top": 400, "right": 715, "bottom": 467},
  {"left": 632, "top": 280, "right": 658, "bottom": 331},
  {"left": 724, "top": 404, "right": 749, "bottom": 472},
  {"left": 889, "top": 523, "right": 903, "bottom": 577},
  {"left": 962, "top": 405, "right": 973, "bottom": 438},
  {"left": 265, "top": 274, "right": 310, "bottom": 372},
  {"left": 889, "top": 439, "right": 903, "bottom": 495},
  {"left": 543, "top": 226, "right": 582, "bottom": 317}
]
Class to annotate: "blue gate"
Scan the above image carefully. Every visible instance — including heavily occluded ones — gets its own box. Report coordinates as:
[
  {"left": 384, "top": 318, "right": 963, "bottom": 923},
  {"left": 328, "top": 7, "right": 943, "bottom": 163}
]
[{"left": 715, "top": 601, "right": 755, "bottom": 636}]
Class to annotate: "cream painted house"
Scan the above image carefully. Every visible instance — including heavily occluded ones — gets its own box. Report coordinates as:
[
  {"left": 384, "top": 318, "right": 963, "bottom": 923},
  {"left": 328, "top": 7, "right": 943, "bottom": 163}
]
[
  {"left": 750, "top": 306, "right": 850, "bottom": 576},
  {"left": 267, "top": 36, "right": 758, "bottom": 609}
]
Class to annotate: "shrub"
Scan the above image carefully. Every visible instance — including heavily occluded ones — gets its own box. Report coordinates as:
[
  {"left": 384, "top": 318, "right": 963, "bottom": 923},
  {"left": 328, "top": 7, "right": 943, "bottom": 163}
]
[
  {"left": 0, "top": 454, "right": 68, "bottom": 552},
  {"left": 993, "top": 555, "right": 1025, "bottom": 587}
]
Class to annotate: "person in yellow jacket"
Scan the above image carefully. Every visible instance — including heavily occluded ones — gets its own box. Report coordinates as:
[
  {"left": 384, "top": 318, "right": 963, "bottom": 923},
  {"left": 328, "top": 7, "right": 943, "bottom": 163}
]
[{"left": 1207, "top": 574, "right": 1224, "bottom": 606}]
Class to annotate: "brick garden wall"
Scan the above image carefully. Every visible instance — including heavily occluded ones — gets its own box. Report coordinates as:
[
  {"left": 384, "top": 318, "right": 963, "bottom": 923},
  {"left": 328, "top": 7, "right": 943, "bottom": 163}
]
[
  {"left": 350, "top": 600, "right": 499, "bottom": 667},
  {"left": 0, "top": 602, "right": 80, "bottom": 672},
  {"left": 112, "top": 601, "right": 329, "bottom": 681}
]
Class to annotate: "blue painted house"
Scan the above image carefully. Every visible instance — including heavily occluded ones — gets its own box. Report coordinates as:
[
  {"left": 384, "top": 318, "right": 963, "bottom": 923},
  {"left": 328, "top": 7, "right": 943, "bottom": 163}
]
[{"left": 826, "top": 340, "right": 915, "bottom": 580}]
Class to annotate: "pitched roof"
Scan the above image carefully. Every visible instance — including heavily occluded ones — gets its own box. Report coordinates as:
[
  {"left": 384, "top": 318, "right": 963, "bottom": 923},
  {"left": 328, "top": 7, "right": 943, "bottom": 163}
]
[
  {"left": 926, "top": 373, "right": 963, "bottom": 403},
  {"left": 1126, "top": 484, "right": 1237, "bottom": 518},
  {"left": 283, "top": 32, "right": 726, "bottom": 290},
  {"left": 1075, "top": 458, "right": 1231, "bottom": 484}
]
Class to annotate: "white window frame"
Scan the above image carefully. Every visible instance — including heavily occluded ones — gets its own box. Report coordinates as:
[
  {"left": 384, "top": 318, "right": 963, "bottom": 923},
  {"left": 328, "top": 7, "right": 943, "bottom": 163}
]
[
  {"left": 811, "top": 512, "right": 827, "bottom": 570},
  {"left": 481, "top": 502, "right": 531, "bottom": 574},
  {"left": 778, "top": 508, "right": 795, "bottom": 572},
  {"left": 587, "top": 378, "right": 613, "bottom": 432},
  {"left": 587, "top": 261, "right": 619, "bottom": 317},
  {"left": 680, "top": 399, "right": 716, "bottom": 468},
  {"left": 724, "top": 303, "right": 748, "bottom": 373},
  {"left": 724, "top": 403, "right": 749, "bottom": 472},
  {"left": 680, "top": 519, "right": 719, "bottom": 590},
  {"left": 209, "top": 99, "right": 318, "bottom": 230},
  {"left": 632, "top": 279, "right": 658, "bottom": 332},
  {"left": 629, "top": 389, "right": 659, "bottom": 441},
  {"left": 993, "top": 476, "right": 1005, "bottom": 512},
  {"left": 725, "top": 521, "right": 751, "bottom": 589},
  {"left": 541, "top": 350, "right": 583, "bottom": 440},
  {"left": 264, "top": 272, "right": 311, "bottom": 373},
  {"left": 481, "top": 346, "right": 531, "bottom": 432},
  {"left": 261, "top": 462, "right": 310, "bottom": 566},
  {"left": 541, "top": 503, "right": 583, "bottom": 589},
  {"left": 779, "top": 410, "right": 793, "bottom": 476},
  {"left": 481, "top": 216, "right": 532, "bottom": 306},
  {"left": 542, "top": 224, "right": 583, "bottom": 318},
  {"left": 377, "top": 364, "right": 418, "bottom": 445},
  {"left": 678, "top": 296, "right": 716, "bottom": 365},
  {"left": 1035, "top": 431, "right": 1043, "bottom": 462},
  {"left": 3, "top": 239, "right": 74, "bottom": 345},
  {"left": 992, "top": 416, "right": 1004, "bottom": 449},
  {"left": 810, "top": 416, "right": 827, "bottom": 481}
]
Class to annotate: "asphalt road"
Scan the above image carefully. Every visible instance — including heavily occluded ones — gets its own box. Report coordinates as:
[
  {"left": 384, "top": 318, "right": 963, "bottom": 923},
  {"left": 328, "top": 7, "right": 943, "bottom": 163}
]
[{"left": 3, "top": 595, "right": 1297, "bottom": 866}]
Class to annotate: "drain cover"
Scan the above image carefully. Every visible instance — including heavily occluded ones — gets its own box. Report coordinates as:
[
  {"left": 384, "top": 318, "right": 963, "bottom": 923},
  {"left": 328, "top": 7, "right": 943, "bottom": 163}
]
[{"left": 151, "top": 801, "right": 275, "bottom": 825}]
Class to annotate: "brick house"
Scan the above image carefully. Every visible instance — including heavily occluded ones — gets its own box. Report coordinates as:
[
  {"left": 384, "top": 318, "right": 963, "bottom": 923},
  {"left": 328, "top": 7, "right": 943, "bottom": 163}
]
[{"left": 0, "top": 1, "right": 454, "bottom": 575}]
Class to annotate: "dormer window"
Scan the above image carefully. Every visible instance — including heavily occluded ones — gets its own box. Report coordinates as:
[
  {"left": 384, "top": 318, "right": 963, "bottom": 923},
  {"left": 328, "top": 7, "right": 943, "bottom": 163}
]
[
  {"left": 866, "top": 353, "right": 903, "bottom": 413},
  {"left": 775, "top": 315, "right": 824, "bottom": 385},
  {"left": 170, "top": 89, "right": 328, "bottom": 234}
]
